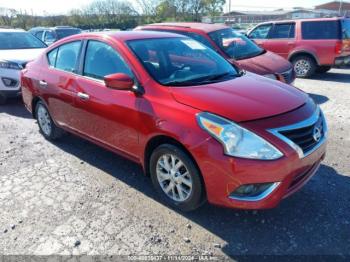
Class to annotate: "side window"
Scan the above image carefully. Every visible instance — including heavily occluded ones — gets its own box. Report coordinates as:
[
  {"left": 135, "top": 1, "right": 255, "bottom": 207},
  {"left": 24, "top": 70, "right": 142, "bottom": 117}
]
[
  {"left": 83, "top": 41, "right": 133, "bottom": 80},
  {"left": 270, "top": 23, "right": 295, "bottom": 39},
  {"left": 47, "top": 48, "right": 58, "bottom": 66},
  {"left": 249, "top": 24, "right": 272, "bottom": 39},
  {"left": 34, "top": 31, "right": 43, "bottom": 40},
  {"left": 55, "top": 41, "right": 81, "bottom": 72},
  {"left": 182, "top": 32, "right": 215, "bottom": 49},
  {"left": 44, "top": 31, "right": 55, "bottom": 42},
  {"left": 302, "top": 21, "right": 340, "bottom": 40}
]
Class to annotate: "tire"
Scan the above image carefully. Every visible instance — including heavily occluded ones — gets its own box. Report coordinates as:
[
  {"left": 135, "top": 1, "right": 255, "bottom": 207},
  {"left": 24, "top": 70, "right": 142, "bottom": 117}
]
[
  {"left": 292, "top": 55, "right": 317, "bottom": 78},
  {"left": 316, "top": 66, "right": 332, "bottom": 74},
  {"left": 35, "top": 101, "right": 64, "bottom": 140},
  {"left": 0, "top": 94, "right": 6, "bottom": 105},
  {"left": 150, "top": 144, "right": 205, "bottom": 212}
]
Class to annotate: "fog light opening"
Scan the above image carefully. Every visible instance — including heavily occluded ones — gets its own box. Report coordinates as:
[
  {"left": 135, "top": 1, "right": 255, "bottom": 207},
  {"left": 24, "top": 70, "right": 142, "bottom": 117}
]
[
  {"left": 229, "top": 182, "right": 280, "bottom": 201},
  {"left": 1, "top": 77, "right": 18, "bottom": 87}
]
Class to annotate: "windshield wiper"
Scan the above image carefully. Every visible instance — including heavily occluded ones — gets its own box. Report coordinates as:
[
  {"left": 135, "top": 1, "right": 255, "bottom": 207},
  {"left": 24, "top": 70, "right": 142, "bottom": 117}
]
[
  {"left": 205, "top": 72, "right": 237, "bottom": 81},
  {"left": 163, "top": 72, "right": 237, "bottom": 86}
]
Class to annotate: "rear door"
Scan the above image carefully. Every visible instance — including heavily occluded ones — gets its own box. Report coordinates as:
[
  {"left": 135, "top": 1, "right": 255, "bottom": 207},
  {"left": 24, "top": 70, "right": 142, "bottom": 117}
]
[
  {"left": 300, "top": 20, "right": 341, "bottom": 65},
  {"left": 41, "top": 41, "right": 82, "bottom": 128},
  {"left": 248, "top": 23, "right": 273, "bottom": 49},
  {"left": 264, "top": 23, "right": 296, "bottom": 59}
]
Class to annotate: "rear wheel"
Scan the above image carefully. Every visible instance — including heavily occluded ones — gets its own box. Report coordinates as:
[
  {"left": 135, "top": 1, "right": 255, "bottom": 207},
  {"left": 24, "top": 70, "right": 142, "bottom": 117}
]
[
  {"left": 35, "top": 101, "right": 64, "bottom": 140},
  {"left": 150, "top": 144, "right": 205, "bottom": 212},
  {"left": 316, "top": 66, "right": 332, "bottom": 74},
  {"left": 292, "top": 55, "right": 317, "bottom": 78}
]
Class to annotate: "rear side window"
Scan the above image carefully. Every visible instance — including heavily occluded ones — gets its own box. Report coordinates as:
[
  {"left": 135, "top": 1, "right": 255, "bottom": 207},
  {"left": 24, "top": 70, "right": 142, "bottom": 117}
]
[
  {"left": 302, "top": 21, "right": 340, "bottom": 40},
  {"left": 270, "top": 23, "right": 295, "bottom": 39},
  {"left": 47, "top": 48, "right": 58, "bottom": 66},
  {"left": 54, "top": 41, "right": 81, "bottom": 72},
  {"left": 83, "top": 40, "right": 133, "bottom": 80}
]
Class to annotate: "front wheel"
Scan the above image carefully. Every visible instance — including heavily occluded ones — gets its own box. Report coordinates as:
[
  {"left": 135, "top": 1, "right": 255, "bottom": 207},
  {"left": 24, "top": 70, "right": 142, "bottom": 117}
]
[
  {"left": 35, "top": 101, "right": 64, "bottom": 140},
  {"left": 292, "top": 56, "right": 316, "bottom": 78},
  {"left": 150, "top": 144, "right": 205, "bottom": 212}
]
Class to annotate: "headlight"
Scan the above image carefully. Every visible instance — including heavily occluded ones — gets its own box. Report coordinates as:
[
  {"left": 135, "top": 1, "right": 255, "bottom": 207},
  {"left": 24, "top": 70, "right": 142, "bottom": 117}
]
[
  {"left": 197, "top": 112, "right": 283, "bottom": 160},
  {"left": 0, "top": 60, "right": 22, "bottom": 70},
  {"left": 264, "top": 74, "right": 277, "bottom": 80}
]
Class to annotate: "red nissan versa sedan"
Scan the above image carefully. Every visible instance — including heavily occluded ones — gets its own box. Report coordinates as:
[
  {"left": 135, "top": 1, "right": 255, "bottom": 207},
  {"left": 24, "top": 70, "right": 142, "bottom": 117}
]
[
  {"left": 21, "top": 31, "right": 327, "bottom": 211},
  {"left": 135, "top": 23, "right": 295, "bottom": 84}
]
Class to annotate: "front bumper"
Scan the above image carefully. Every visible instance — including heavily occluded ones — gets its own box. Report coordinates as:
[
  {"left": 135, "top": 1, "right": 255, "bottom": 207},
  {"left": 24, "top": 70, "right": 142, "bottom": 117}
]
[
  {"left": 0, "top": 68, "right": 21, "bottom": 98},
  {"left": 191, "top": 103, "right": 327, "bottom": 209},
  {"left": 335, "top": 55, "right": 350, "bottom": 66}
]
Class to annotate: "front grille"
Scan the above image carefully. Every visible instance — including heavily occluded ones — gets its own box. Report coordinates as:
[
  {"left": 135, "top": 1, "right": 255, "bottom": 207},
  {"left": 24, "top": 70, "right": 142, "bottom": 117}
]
[
  {"left": 279, "top": 112, "right": 324, "bottom": 155},
  {"left": 280, "top": 68, "right": 294, "bottom": 84}
]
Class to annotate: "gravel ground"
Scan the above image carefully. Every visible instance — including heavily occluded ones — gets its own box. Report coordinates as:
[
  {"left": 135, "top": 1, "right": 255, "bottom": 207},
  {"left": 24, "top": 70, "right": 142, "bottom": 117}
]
[{"left": 0, "top": 68, "right": 349, "bottom": 259}]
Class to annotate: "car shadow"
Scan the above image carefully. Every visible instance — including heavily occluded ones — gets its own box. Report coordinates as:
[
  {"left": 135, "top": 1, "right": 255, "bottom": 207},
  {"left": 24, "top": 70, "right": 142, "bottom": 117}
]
[
  {"left": 308, "top": 93, "right": 329, "bottom": 105},
  {"left": 310, "top": 71, "right": 350, "bottom": 84},
  {"left": 51, "top": 134, "right": 350, "bottom": 256},
  {"left": 0, "top": 98, "right": 32, "bottom": 119}
]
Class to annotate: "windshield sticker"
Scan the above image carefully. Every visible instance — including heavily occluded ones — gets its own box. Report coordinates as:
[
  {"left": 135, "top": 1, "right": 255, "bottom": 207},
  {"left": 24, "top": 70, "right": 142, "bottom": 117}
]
[{"left": 181, "top": 39, "right": 206, "bottom": 50}]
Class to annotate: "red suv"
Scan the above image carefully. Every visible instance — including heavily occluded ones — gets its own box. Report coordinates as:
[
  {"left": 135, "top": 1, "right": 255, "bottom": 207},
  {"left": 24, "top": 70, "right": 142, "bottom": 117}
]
[
  {"left": 136, "top": 23, "right": 295, "bottom": 84},
  {"left": 248, "top": 18, "right": 350, "bottom": 78},
  {"left": 21, "top": 31, "right": 327, "bottom": 211}
]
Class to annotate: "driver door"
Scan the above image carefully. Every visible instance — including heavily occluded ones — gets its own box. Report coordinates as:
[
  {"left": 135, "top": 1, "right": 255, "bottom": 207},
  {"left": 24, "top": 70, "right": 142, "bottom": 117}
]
[
  {"left": 248, "top": 23, "right": 272, "bottom": 49},
  {"left": 72, "top": 40, "right": 141, "bottom": 158}
]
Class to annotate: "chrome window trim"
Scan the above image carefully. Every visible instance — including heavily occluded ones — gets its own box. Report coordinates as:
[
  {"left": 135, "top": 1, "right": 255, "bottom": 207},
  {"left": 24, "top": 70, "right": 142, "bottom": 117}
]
[
  {"left": 229, "top": 182, "right": 281, "bottom": 202},
  {"left": 268, "top": 106, "right": 328, "bottom": 159}
]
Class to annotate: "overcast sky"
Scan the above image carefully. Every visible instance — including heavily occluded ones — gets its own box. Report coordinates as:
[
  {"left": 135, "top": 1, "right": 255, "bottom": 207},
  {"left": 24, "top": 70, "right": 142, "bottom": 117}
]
[{"left": 0, "top": 0, "right": 337, "bottom": 15}]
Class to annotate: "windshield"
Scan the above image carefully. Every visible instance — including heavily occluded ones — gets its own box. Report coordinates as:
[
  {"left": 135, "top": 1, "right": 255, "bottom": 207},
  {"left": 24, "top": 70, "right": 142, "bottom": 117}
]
[
  {"left": 127, "top": 37, "right": 238, "bottom": 86},
  {"left": 56, "top": 29, "right": 82, "bottom": 40},
  {"left": 209, "top": 28, "right": 263, "bottom": 60},
  {"left": 0, "top": 32, "right": 46, "bottom": 50},
  {"left": 342, "top": 19, "right": 350, "bottom": 39}
]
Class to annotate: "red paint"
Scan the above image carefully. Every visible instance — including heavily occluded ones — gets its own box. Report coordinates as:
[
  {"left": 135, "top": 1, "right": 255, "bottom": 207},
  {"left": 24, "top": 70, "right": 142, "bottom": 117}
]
[
  {"left": 136, "top": 23, "right": 295, "bottom": 84},
  {"left": 248, "top": 17, "right": 350, "bottom": 67},
  {"left": 21, "top": 31, "right": 326, "bottom": 209}
]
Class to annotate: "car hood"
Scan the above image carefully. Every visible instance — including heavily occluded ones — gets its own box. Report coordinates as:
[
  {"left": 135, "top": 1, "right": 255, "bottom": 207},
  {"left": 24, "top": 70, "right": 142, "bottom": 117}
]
[
  {"left": 0, "top": 48, "right": 45, "bottom": 65},
  {"left": 232, "top": 51, "right": 292, "bottom": 75},
  {"left": 170, "top": 73, "right": 308, "bottom": 122}
]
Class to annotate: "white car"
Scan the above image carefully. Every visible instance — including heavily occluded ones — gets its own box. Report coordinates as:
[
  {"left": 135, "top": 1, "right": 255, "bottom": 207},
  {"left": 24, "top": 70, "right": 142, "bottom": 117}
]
[{"left": 0, "top": 29, "right": 46, "bottom": 104}]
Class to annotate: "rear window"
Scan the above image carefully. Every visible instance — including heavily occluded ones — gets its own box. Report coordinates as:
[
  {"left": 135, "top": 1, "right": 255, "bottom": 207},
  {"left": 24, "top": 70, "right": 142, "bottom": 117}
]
[
  {"left": 342, "top": 19, "right": 350, "bottom": 39},
  {"left": 56, "top": 29, "right": 82, "bottom": 40},
  {"left": 302, "top": 21, "right": 340, "bottom": 40}
]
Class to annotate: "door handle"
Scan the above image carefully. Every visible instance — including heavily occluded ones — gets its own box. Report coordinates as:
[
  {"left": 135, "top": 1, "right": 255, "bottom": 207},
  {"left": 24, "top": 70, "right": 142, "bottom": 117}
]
[
  {"left": 77, "top": 92, "right": 90, "bottom": 100},
  {"left": 39, "top": 80, "right": 47, "bottom": 88}
]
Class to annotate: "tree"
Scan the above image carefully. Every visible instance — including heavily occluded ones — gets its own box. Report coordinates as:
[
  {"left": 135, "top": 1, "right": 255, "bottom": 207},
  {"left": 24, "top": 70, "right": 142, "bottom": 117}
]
[{"left": 203, "top": 0, "right": 225, "bottom": 17}]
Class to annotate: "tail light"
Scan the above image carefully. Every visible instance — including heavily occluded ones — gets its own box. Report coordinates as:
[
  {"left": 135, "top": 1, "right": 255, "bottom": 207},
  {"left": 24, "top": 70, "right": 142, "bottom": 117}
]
[{"left": 335, "top": 40, "right": 343, "bottom": 54}]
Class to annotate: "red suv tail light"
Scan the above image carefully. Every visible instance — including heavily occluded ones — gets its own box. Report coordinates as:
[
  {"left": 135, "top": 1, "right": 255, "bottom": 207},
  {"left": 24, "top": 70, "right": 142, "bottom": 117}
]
[{"left": 335, "top": 40, "right": 343, "bottom": 54}]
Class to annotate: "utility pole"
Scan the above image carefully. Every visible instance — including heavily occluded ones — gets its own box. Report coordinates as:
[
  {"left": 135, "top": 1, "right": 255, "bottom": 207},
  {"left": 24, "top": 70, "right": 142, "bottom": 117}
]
[
  {"left": 339, "top": 0, "right": 343, "bottom": 16},
  {"left": 229, "top": 0, "right": 231, "bottom": 14}
]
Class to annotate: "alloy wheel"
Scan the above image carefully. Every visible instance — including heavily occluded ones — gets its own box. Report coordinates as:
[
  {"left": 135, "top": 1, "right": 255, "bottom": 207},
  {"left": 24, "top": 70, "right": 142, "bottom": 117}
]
[
  {"left": 37, "top": 105, "right": 52, "bottom": 136},
  {"left": 156, "top": 154, "right": 193, "bottom": 202}
]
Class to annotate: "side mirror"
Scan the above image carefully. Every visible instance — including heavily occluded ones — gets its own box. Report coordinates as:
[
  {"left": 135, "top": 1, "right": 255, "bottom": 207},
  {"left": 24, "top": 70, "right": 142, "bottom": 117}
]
[{"left": 104, "top": 73, "right": 134, "bottom": 90}]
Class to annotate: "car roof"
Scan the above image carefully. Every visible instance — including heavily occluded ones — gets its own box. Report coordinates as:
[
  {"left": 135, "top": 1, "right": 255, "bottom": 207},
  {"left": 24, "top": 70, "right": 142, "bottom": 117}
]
[
  {"left": 63, "top": 30, "right": 185, "bottom": 42},
  {"left": 0, "top": 28, "right": 25, "bottom": 32},
  {"left": 258, "top": 17, "right": 344, "bottom": 25},
  {"left": 139, "top": 22, "right": 229, "bottom": 33}
]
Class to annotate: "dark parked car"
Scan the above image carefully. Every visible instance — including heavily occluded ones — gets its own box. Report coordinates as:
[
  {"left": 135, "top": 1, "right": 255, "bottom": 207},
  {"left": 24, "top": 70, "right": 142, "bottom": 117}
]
[
  {"left": 29, "top": 26, "right": 82, "bottom": 46},
  {"left": 21, "top": 31, "right": 327, "bottom": 211},
  {"left": 247, "top": 17, "right": 350, "bottom": 77}
]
